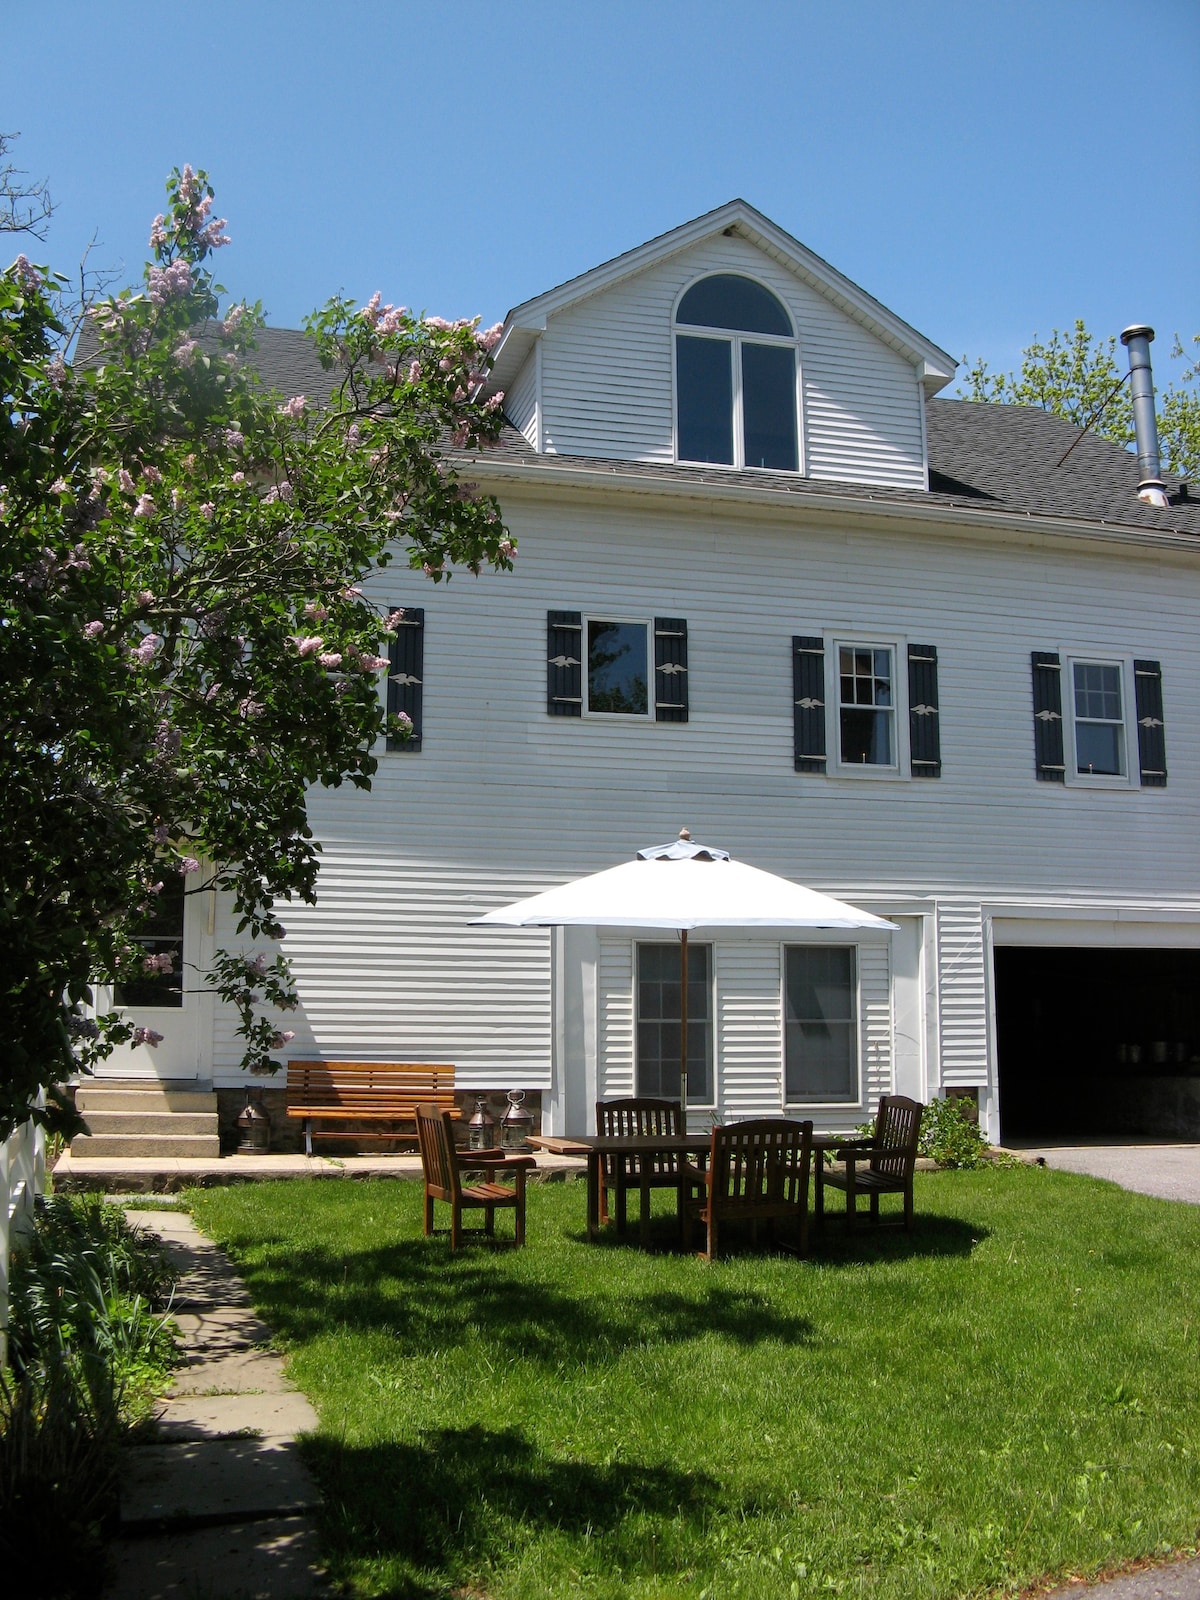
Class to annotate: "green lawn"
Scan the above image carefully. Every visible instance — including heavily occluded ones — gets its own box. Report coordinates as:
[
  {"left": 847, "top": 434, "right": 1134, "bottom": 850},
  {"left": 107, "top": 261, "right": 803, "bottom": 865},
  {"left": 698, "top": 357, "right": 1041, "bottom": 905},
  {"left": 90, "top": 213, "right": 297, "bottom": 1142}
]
[{"left": 188, "top": 1170, "right": 1200, "bottom": 1600}]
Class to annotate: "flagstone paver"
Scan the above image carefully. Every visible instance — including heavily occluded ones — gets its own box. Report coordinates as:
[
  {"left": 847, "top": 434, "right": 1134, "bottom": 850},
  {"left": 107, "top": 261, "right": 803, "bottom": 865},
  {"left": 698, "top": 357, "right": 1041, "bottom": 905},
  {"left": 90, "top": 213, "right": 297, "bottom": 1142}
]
[{"left": 104, "top": 1210, "right": 328, "bottom": 1599}]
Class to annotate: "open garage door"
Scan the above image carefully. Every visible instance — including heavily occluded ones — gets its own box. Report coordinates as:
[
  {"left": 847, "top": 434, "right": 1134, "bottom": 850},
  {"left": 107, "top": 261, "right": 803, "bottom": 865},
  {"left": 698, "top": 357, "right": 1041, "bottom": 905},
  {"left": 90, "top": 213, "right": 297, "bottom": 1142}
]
[{"left": 994, "top": 947, "right": 1200, "bottom": 1141}]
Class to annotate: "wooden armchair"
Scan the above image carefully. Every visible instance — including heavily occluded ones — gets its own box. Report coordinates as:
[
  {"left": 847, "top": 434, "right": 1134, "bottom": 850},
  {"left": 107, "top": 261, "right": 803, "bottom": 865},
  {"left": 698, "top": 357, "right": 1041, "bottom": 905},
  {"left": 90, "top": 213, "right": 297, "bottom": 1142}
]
[
  {"left": 815, "top": 1094, "right": 924, "bottom": 1233},
  {"left": 595, "top": 1096, "right": 681, "bottom": 1240},
  {"left": 685, "top": 1118, "right": 813, "bottom": 1261},
  {"left": 415, "top": 1104, "right": 535, "bottom": 1251}
]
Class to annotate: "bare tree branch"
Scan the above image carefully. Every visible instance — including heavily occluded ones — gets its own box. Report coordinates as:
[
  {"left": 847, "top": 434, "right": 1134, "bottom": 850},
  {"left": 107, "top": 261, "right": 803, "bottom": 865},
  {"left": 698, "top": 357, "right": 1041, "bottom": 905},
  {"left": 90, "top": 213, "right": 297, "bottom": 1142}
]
[{"left": 0, "top": 132, "right": 52, "bottom": 238}]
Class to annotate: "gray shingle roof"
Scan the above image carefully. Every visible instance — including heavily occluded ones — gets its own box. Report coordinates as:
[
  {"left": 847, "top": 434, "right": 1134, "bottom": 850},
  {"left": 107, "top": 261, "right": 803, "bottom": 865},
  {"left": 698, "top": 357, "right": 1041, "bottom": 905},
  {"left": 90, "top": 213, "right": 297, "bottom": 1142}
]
[{"left": 77, "top": 323, "right": 1200, "bottom": 538}]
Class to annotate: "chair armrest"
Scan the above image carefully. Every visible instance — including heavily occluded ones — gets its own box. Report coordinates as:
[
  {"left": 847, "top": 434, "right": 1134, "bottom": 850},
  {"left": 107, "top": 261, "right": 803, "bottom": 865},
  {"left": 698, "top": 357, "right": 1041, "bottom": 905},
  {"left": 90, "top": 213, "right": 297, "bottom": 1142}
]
[{"left": 455, "top": 1150, "right": 536, "bottom": 1171}]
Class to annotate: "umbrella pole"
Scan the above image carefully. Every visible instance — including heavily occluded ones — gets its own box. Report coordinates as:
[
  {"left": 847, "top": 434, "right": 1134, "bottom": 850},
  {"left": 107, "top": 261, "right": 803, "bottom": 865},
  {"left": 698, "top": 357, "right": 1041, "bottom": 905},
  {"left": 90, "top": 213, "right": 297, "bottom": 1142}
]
[{"left": 679, "top": 928, "right": 688, "bottom": 1126}]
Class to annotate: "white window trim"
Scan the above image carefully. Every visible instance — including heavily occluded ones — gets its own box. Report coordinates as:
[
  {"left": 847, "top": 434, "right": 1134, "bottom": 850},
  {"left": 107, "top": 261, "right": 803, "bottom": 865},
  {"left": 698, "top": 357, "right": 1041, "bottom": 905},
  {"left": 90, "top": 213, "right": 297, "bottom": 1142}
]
[
  {"left": 828, "top": 634, "right": 911, "bottom": 780},
  {"left": 780, "top": 940, "right": 865, "bottom": 1113},
  {"left": 634, "top": 937, "right": 717, "bottom": 1109},
  {"left": 1063, "top": 652, "right": 1137, "bottom": 789},
  {"left": 671, "top": 274, "right": 805, "bottom": 476},
  {"left": 581, "top": 614, "right": 653, "bottom": 721}
]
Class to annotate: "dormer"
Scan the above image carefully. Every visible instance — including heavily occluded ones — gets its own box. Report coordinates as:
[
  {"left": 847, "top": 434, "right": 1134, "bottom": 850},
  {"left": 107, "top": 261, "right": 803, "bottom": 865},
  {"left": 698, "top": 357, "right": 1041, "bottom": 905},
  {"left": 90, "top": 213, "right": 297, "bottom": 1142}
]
[{"left": 486, "top": 200, "right": 956, "bottom": 491}]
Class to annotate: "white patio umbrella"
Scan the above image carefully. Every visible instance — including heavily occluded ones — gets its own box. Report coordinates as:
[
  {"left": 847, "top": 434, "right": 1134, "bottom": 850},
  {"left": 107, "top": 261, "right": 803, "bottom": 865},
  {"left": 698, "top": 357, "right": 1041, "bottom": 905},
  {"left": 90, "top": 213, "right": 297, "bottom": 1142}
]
[{"left": 474, "top": 830, "right": 897, "bottom": 1121}]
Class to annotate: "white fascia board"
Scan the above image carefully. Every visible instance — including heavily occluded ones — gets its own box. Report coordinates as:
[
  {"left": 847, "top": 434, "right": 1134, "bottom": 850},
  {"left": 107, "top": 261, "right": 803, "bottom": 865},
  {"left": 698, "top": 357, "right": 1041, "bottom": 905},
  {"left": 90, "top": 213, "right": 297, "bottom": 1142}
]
[
  {"left": 485, "top": 199, "right": 957, "bottom": 397},
  {"left": 456, "top": 453, "right": 1200, "bottom": 561}
]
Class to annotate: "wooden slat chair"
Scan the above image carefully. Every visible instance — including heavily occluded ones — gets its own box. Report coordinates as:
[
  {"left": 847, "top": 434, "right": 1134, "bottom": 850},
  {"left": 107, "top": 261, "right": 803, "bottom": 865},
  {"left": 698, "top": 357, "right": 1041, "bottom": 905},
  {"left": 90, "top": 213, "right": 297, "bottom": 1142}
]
[
  {"left": 685, "top": 1118, "right": 814, "bottom": 1261},
  {"left": 595, "top": 1096, "right": 681, "bottom": 1239},
  {"left": 815, "top": 1094, "right": 925, "bottom": 1233},
  {"left": 415, "top": 1104, "right": 535, "bottom": 1251}
]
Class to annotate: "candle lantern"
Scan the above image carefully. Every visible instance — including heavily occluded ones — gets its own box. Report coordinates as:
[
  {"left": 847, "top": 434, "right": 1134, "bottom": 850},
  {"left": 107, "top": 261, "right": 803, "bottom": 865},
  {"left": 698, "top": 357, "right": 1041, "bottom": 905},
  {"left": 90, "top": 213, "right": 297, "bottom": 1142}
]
[
  {"left": 467, "top": 1095, "right": 497, "bottom": 1152},
  {"left": 236, "top": 1091, "right": 271, "bottom": 1154},
  {"left": 500, "top": 1089, "right": 533, "bottom": 1152}
]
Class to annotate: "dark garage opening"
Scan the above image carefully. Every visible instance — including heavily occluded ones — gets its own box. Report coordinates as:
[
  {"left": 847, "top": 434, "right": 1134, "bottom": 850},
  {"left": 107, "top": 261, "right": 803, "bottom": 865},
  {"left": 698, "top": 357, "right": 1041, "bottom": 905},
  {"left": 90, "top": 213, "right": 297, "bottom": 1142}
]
[{"left": 995, "top": 946, "right": 1200, "bottom": 1142}]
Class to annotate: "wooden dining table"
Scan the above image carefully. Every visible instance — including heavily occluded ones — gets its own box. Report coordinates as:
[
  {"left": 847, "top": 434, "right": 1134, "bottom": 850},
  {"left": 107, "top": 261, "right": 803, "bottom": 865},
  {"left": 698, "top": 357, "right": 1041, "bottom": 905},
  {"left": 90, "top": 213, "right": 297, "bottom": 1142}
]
[{"left": 567, "top": 1132, "right": 714, "bottom": 1245}]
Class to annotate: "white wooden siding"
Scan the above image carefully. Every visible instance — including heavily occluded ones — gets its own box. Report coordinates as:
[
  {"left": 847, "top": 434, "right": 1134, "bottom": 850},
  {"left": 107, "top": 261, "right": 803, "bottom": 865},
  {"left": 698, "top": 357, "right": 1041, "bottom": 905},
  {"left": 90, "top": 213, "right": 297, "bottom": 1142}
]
[
  {"left": 935, "top": 901, "right": 990, "bottom": 1087},
  {"left": 202, "top": 488, "right": 1200, "bottom": 1098},
  {"left": 505, "top": 351, "right": 538, "bottom": 448},
  {"left": 537, "top": 232, "right": 926, "bottom": 488}
]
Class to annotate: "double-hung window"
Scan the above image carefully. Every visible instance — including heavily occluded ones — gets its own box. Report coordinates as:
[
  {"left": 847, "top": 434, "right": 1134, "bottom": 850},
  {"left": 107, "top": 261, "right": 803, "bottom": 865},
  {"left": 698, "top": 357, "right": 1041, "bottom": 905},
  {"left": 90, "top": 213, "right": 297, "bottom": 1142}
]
[
  {"left": 636, "top": 942, "right": 713, "bottom": 1105},
  {"left": 586, "top": 618, "right": 650, "bottom": 716},
  {"left": 1071, "top": 660, "right": 1125, "bottom": 777},
  {"left": 784, "top": 946, "right": 859, "bottom": 1105},
  {"left": 837, "top": 644, "right": 896, "bottom": 767},
  {"left": 674, "top": 274, "right": 799, "bottom": 472}
]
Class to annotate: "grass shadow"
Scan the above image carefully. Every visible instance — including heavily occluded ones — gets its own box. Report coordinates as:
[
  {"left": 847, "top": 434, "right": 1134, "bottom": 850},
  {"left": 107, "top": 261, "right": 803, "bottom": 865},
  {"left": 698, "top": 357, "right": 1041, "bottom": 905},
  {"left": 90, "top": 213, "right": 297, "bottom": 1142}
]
[{"left": 307, "top": 1423, "right": 735, "bottom": 1598}]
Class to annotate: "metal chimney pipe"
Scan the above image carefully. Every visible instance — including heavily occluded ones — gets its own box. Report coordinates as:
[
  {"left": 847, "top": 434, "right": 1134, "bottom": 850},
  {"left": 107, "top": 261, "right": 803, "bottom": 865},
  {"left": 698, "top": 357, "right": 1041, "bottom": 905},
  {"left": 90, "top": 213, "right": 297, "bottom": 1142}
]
[{"left": 1120, "top": 325, "right": 1168, "bottom": 508}]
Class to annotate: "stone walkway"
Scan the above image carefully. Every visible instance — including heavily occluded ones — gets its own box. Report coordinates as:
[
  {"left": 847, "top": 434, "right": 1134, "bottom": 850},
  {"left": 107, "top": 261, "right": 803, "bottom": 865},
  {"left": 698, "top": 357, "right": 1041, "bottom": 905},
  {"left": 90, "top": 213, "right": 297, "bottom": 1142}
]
[{"left": 104, "top": 1210, "right": 328, "bottom": 1600}]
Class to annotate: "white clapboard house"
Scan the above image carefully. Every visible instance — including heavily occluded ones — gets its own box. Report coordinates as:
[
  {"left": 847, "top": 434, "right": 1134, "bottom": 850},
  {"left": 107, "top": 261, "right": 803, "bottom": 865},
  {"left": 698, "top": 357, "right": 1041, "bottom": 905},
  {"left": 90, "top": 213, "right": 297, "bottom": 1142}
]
[{"left": 100, "top": 200, "right": 1200, "bottom": 1146}]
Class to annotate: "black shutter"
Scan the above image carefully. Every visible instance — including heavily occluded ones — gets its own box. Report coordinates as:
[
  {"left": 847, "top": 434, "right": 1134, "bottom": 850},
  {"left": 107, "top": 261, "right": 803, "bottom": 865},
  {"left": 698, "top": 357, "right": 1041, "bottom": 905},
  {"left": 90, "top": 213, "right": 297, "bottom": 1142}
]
[
  {"left": 547, "top": 611, "right": 582, "bottom": 716},
  {"left": 907, "top": 644, "right": 941, "bottom": 778},
  {"left": 386, "top": 607, "right": 424, "bottom": 752},
  {"left": 792, "top": 636, "right": 827, "bottom": 772},
  {"left": 654, "top": 617, "right": 688, "bottom": 722},
  {"left": 1031, "top": 651, "right": 1065, "bottom": 782},
  {"left": 1133, "top": 659, "right": 1167, "bottom": 787}
]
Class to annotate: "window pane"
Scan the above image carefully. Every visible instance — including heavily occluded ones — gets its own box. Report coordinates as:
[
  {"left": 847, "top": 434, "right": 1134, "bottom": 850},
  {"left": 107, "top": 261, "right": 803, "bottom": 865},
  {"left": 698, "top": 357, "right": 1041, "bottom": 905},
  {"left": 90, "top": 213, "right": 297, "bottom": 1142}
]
[
  {"left": 742, "top": 343, "right": 798, "bottom": 470},
  {"left": 1074, "top": 662, "right": 1122, "bottom": 722},
  {"left": 677, "top": 274, "right": 792, "bottom": 336},
  {"left": 587, "top": 621, "right": 648, "bottom": 715},
  {"left": 114, "top": 877, "right": 186, "bottom": 1009},
  {"left": 840, "top": 708, "right": 893, "bottom": 764},
  {"left": 637, "top": 943, "right": 712, "bottom": 1103},
  {"left": 785, "top": 946, "right": 856, "bottom": 1102},
  {"left": 1076, "top": 721, "right": 1124, "bottom": 776},
  {"left": 676, "top": 336, "right": 733, "bottom": 464}
]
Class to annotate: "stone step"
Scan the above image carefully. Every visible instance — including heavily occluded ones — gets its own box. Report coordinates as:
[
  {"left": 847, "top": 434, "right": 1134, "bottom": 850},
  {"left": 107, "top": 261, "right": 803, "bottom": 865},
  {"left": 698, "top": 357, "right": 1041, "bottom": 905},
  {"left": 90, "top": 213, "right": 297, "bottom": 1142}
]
[
  {"left": 71, "top": 1132, "right": 221, "bottom": 1159},
  {"left": 77, "top": 1082, "right": 217, "bottom": 1113},
  {"left": 79, "top": 1110, "right": 218, "bottom": 1137}
]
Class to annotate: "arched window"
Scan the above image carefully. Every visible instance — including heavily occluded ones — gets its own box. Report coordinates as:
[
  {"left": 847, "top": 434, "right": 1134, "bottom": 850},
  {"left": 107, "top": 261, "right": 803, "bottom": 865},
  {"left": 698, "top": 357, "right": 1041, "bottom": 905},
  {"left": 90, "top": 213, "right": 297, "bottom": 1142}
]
[{"left": 674, "top": 274, "right": 799, "bottom": 471}]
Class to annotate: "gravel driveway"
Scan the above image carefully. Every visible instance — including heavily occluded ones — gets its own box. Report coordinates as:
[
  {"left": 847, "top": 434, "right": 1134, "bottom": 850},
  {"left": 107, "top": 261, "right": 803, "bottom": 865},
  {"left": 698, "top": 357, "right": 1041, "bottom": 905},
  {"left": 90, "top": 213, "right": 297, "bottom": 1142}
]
[{"left": 1010, "top": 1141, "right": 1200, "bottom": 1204}]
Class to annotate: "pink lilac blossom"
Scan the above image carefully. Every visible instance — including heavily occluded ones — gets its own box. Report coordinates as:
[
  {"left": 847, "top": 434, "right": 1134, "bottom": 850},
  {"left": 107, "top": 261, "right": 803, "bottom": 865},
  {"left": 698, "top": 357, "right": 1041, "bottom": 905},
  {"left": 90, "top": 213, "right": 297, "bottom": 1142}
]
[
  {"left": 225, "top": 428, "right": 245, "bottom": 448},
  {"left": 153, "top": 822, "right": 170, "bottom": 843},
  {"left": 45, "top": 355, "right": 67, "bottom": 387},
  {"left": 147, "top": 881, "right": 164, "bottom": 895},
  {"left": 174, "top": 339, "right": 199, "bottom": 365},
  {"left": 50, "top": 477, "right": 70, "bottom": 494},
  {"left": 476, "top": 321, "right": 504, "bottom": 352},
  {"left": 270, "top": 1030, "right": 296, "bottom": 1050},
  {"left": 147, "top": 259, "right": 194, "bottom": 305},
  {"left": 231, "top": 472, "right": 245, "bottom": 484},
  {"left": 238, "top": 698, "right": 264, "bottom": 719},
  {"left": 394, "top": 710, "right": 413, "bottom": 731},
  {"left": 142, "top": 952, "right": 174, "bottom": 974},
  {"left": 179, "top": 856, "right": 201, "bottom": 874},
  {"left": 138, "top": 590, "right": 156, "bottom": 606},
  {"left": 131, "top": 634, "right": 162, "bottom": 665},
  {"left": 246, "top": 953, "right": 270, "bottom": 977},
  {"left": 294, "top": 636, "right": 324, "bottom": 657},
  {"left": 280, "top": 395, "right": 307, "bottom": 419},
  {"left": 118, "top": 468, "right": 136, "bottom": 493},
  {"left": 199, "top": 502, "right": 215, "bottom": 520},
  {"left": 149, "top": 214, "right": 168, "bottom": 249},
  {"left": 385, "top": 609, "right": 406, "bottom": 629},
  {"left": 11, "top": 255, "right": 41, "bottom": 290},
  {"left": 407, "top": 361, "right": 422, "bottom": 384},
  {"left": 340, "top": 585, "right": 363, "bottom": 600},
  {"left": 222, "top": 305, "right": 247, "bottom": 336},
  {"left": 358, "top": 654, "right": 389, "bottom": 672},
  {"left": 132, "top": 1027, "right": 164, "bottom": 1047},
  {"left": 424, "top": 315, "right": 452, "bottom": 330},
  {"left": 144, "top": 466, "right": 162, "bottom": 484},
  {"left": 303, "top": 602, "right": 328, "bottom": 621},
  {"left": 82, "top": 620, "right": 104, "bottom": 638},
  {"left": 317, "top": 652, "right": 342, "bottom": 669},
  {"left": 498, "top": 539, "right": 516, "bottom": 560},
  {"left": 134, "top": 493, "right": 156, "bottom": 518},
  {"left": 484, "top": 391, "right": 505, "bottom": 412}
]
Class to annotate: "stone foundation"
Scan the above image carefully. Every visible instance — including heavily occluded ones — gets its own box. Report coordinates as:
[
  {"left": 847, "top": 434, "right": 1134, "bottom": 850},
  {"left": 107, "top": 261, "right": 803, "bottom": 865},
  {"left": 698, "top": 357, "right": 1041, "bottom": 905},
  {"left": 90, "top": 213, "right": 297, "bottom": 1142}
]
[{"left": 216, "top": 1086, "right": 544, "bottom": 1155}]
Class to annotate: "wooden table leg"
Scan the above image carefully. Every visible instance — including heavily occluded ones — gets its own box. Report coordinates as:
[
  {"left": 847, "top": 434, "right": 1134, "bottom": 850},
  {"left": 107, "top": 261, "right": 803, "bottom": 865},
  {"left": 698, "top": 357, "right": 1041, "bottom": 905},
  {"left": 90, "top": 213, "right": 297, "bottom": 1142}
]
[{"left": 587, "top": 1150, "right": 601, "bottom": 1241}]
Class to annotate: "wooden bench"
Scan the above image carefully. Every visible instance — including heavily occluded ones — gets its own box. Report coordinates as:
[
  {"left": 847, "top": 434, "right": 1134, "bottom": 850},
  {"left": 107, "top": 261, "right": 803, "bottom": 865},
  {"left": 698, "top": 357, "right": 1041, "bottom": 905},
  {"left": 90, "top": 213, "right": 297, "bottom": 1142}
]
[{"left": 285, "top": 1060, "right": 459, "bottom": 1155}]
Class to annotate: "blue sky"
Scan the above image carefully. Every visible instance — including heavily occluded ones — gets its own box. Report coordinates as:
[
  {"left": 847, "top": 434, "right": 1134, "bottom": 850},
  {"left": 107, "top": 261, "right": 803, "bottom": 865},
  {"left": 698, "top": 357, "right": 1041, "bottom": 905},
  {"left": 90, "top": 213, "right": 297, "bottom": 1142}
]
[{"left": 4, "top": 0, "right": 1197, "bottom": 386}]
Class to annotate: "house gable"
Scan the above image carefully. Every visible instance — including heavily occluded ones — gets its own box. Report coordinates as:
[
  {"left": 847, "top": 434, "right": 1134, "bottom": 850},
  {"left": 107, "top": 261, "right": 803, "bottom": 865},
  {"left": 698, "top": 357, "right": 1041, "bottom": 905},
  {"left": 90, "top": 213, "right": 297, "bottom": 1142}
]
[{"left": 488, "top": 201, "right": 956, "bottom": 490}]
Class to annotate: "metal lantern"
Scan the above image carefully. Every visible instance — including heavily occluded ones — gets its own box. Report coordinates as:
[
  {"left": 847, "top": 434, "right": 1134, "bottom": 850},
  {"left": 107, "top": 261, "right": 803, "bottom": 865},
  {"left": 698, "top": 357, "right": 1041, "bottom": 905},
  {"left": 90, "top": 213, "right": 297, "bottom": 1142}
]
[
  {"left": 467, "top": 1094, "right": 497, "bottom": 1152},
  {"left": 236, "top": 1091, "right": 271, "bottom": 1154},
  {"left": 500, "top": 1089, "right": 533, "bottom": 1152}
]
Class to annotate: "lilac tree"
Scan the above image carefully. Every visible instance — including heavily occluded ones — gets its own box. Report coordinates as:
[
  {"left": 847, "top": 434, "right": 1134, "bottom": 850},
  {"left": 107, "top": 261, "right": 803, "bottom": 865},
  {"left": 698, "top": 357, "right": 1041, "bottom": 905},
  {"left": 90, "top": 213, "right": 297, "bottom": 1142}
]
[{"left": 0, "top": 166, "right": 512, "bottom": 1137}]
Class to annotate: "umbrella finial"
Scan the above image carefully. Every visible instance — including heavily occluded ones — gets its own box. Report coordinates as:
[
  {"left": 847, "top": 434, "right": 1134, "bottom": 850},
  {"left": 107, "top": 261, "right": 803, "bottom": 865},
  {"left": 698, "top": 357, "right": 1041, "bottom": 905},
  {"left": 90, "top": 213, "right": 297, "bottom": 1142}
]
[{"left": 679, "top": 826, "right": 691, "bottom": 841}]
